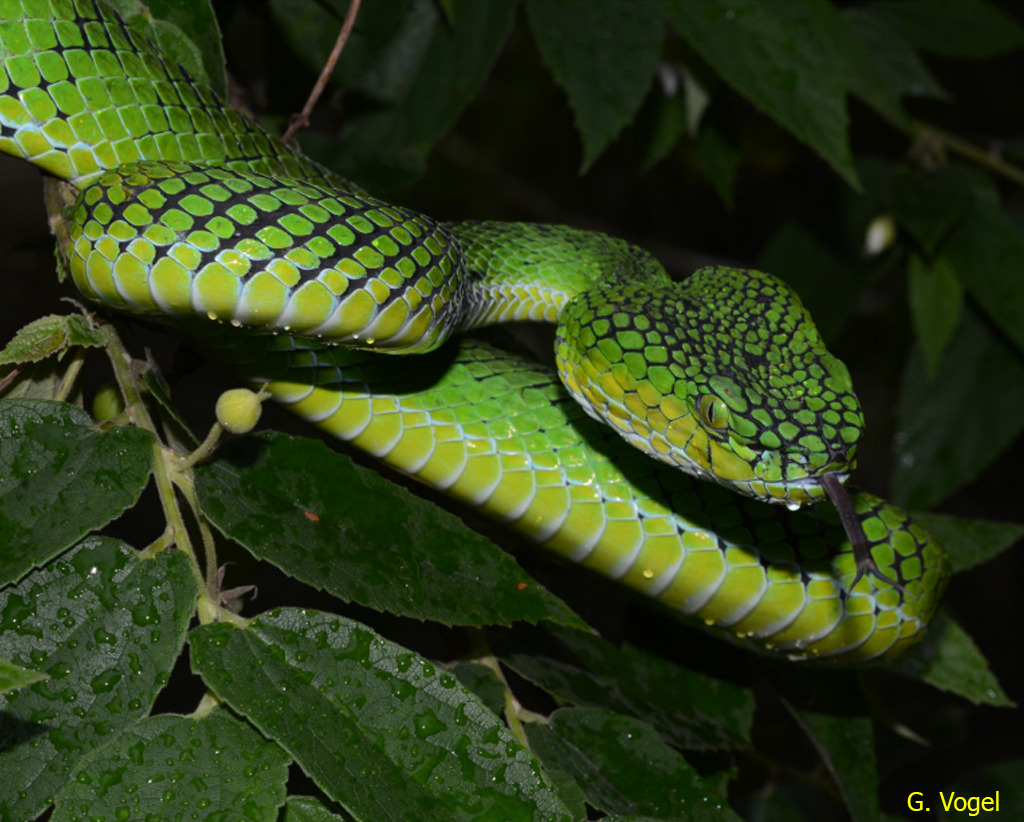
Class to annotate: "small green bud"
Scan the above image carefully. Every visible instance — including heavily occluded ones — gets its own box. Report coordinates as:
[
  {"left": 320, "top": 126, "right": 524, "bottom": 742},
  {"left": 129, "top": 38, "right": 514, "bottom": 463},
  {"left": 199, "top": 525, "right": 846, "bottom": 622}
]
[
  {"left": 92, "top": 381, "right": 125, "bottom": 422},
  {"left": 215, "top": 388, "right": 263, "bottom": 434}
]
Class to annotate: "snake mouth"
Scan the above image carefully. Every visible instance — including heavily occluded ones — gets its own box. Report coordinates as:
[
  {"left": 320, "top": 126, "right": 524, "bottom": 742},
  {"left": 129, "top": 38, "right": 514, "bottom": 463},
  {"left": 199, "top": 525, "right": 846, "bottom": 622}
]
[
  {"left": 788, "top": 472, "right": 850, "bottom": 492},
  {"left": 748, "top": 472, "right": 849, "bottom": 509}
]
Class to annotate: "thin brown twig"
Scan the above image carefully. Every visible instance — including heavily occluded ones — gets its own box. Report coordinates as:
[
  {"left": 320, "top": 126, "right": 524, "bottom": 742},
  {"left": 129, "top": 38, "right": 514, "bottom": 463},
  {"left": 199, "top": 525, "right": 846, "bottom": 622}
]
[
  {"left": 281, "top": 0, "right": 362, "bottom": 144},
  {"left": 0, "top": 366, "right": 21, "bottom": 395}
]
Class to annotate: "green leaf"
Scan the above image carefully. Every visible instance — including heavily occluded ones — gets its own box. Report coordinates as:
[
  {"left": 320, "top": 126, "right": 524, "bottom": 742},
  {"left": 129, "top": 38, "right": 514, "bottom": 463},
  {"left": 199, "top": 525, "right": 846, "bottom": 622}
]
[
  {"left": 447, "top": 661, "right": 506, "bottom": 718},
  {"left": 142, "top": 369, "right": 199, "bottom": 449},
  {"left": 869, "top": 0, "right": 1024, "bottom": 60},
  {"left": 546, "top": 767, "right": 588, "bottom": 822},
  {"left": 284, "top": 796, "right": 357, "bottom": 822},
  {"left": 269, "top": 0, "right": 417, "bottom": 100},
  {"left": 694, "top": 124, "right": 741, "bottom": 209},
  {"left": 600, "top": 818, "right": 686, "bottom": 822},
  {"left": 940, "top": 760, "right": 1024, "bottom": 819},
  {"left": 195, "top": 432, "right": 584, "bottom": 629},
  {"left": 0, "top": 399, "right": 154, "bottom": 588},
  {"left": 51, "top": 708, "right": 290, "bottom": 822},
  {"left": 0, "top": 358, "right": 84, "bottom": 404},
  {"left": 189, "top": 608, "right": 573, "bottom": 822},
  {"left": 844, "top": 10, "right": 947, "bottom": 102},
  {"left": 525, "top": 707, "right": 742, "bottom": 820},
  {"left": 0, "top": 658, "right": 48, "bottom": 695},
  {"left": 665, "top": 0, "right": 858, "bottom": 188},
  {"left": 0, "top": 315, "right": 104, "bottom": 367},
  {"left": 942, "top": 196, "right": 1024, "bottom": 357},
  {"left": 105, "top": 0, "right": 227, "bottom": 97},
  {"left": 302, "top": 0, "right": 517, "bottom": 189},
  {"left": 0, "top": 538, "right": 198, "bottom": 822},
  {"left": 756, "top": 222, "right": 867, "bottom": 344},
  {"left": 436, "top": 0, "right": 456, "bottom": 26},
  {"left": 892, "top": 305, "right": 1024, "bottom": 510},
  {"left": 734, "top": 782, "right": 833, "bottom": 822},
  {"left": 808, "top": 0, "right": 910, "bottom": 128},
  {"left": 771, "top": 670, "right": 878, "bottom": 822},
  {"left": 526, "top": 0, "right": 664, "bottom": 171},
  {"left": 913, "top": 513, "right": 1024, "bottom": 575},
  {"left": 639, "top": 71, "right": 689, "bottom": 174},
  {"left": 495, "top": 626, "right": 754, "bottom": 751},
  {"left": 890, "top": 611, "right": 1013, "bottom": 708},
  {"left": 892, "top": 165, "right": 978, "bottom": 254},
  {"left": 907, "top": 254, "right": 963, "bottom": 378}
]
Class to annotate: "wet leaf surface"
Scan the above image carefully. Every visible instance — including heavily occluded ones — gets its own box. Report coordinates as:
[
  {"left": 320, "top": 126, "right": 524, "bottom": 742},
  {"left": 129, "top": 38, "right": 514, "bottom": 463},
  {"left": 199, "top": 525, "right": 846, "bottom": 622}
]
[
  {"left": 526, "top": 707, "right": 742, "bottom": 820},
  {"left": 190, "top": 608, "right": 573, "bottom": 822},
  {"left": 51, "top": 708, "right": 290, "bottom": 822},
  {"left": 0, "top": 315, "right": 103, "bottom": 367},
  {"left": 0, "top": 400, "right": 154, "bottom": 588},
  {"left": 195, "top": 432, "right": 585, "bottom": 629},
  {"left": 495, "top": 625, "right": 753, "bottom": 751},
  {"left": 891, "top": 610, "right": 1013, "bottom": 707},
  {"left": 0, "top": 539, "right": 198, "bottom": 822}
]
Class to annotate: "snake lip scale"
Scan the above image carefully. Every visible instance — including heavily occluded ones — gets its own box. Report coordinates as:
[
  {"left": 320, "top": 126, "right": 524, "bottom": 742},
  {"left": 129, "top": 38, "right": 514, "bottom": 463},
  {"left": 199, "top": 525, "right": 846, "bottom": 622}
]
[{"left": 0, "top": 0, "right": 950, "bottom": 664}]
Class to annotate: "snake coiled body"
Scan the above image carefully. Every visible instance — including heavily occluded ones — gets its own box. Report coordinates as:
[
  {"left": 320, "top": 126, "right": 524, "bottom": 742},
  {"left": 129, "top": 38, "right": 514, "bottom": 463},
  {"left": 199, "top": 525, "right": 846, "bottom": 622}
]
[{"left": 0, "top": 0, "right": 950, "bottom": 663}]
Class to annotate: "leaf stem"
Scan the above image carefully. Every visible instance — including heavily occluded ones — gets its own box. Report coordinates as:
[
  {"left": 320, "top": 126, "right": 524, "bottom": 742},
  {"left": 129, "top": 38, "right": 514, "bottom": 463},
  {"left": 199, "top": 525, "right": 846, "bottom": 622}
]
[
  {"left": 190, "top": 691, "right": 223, "bottom": 719},
  {"left": 171, "top": 469, "right": 221, "bottom": 594},
  {"left": 903, "top": 119, "right": 1024, "bottom": 189},
  {"left": 140, "top": 525, "right": 178, "bottom": 558},
  {"left": 175, "top": 421, "right": 225, "bottom": 471},
  {"left": 97, "top": 321, "right": 207, "bottom": 592},
  {"left": 54, "top": 347, "right": 87, "bottom": 402},
  {"left": 467, "top": 629, "right": 533, "bottom": 750}
]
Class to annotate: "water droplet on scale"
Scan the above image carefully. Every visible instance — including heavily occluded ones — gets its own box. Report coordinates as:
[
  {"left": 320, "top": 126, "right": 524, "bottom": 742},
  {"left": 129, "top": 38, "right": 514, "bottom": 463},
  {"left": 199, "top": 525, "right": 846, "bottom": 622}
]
[{"left": 785, "top": 501, "right": 801, "bottom": 512}]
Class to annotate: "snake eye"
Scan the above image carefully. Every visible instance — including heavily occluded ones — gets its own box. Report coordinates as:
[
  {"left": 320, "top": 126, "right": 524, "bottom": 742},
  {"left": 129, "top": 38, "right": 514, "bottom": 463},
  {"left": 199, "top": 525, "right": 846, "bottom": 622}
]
[{"left": 698, "top": 395, "right": 729, "bottom": 430}]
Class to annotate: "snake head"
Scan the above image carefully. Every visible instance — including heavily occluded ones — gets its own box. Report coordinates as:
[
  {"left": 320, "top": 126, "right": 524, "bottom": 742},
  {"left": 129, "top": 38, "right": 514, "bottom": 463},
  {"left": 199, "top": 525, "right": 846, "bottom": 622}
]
[{"left": 555, "top": 266, "right": 864, "bottom": 506}]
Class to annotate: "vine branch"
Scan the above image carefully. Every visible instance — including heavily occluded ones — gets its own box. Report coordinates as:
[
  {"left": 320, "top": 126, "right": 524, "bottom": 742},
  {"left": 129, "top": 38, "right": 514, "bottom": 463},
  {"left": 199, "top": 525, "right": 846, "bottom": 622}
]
[{"left": 96, "top": 323, "right": 203, "bottom": 589}]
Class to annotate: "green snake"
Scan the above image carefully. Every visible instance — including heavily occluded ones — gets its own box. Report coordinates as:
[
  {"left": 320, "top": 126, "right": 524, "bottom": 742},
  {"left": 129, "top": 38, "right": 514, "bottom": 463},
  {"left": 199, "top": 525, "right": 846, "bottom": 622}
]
[{"left": 0, "top": 0, "right": 949, "bottom": 664}]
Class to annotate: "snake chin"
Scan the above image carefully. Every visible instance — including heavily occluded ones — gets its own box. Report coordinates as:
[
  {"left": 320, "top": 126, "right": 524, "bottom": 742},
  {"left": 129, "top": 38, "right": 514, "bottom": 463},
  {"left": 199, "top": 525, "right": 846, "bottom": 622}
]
[{"left": 747, "top": 473, "right": 850, "bottom": 508}]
